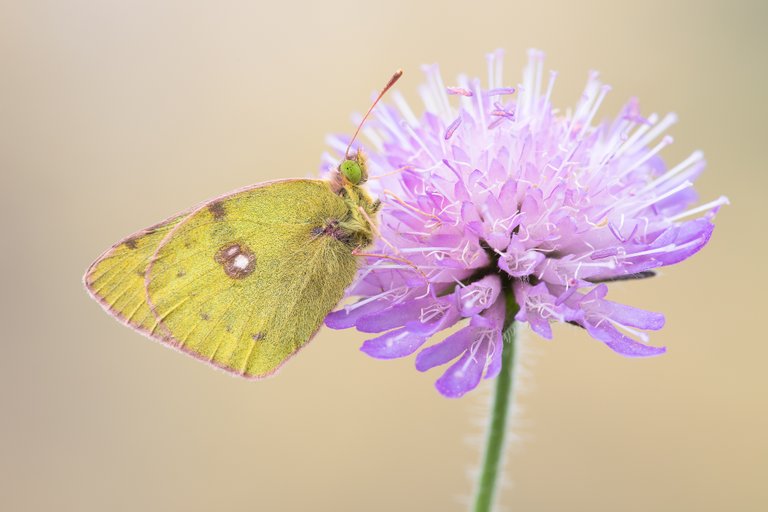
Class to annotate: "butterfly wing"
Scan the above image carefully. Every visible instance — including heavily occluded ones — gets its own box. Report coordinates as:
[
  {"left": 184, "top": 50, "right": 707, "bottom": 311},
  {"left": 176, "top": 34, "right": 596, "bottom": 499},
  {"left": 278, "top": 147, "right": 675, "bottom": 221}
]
[
  {"left": 84, "top": 211, "right": 190, "bottom": 337},
  {"left": 144, "top": 179, "right": 359, "bottom": 378}
]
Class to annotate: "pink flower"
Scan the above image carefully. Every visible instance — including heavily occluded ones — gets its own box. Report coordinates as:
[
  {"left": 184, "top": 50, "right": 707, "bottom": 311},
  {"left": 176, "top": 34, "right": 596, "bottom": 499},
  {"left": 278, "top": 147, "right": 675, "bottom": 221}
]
[{"left": 324, "top": 49, "right": 726, "bottom": 398}]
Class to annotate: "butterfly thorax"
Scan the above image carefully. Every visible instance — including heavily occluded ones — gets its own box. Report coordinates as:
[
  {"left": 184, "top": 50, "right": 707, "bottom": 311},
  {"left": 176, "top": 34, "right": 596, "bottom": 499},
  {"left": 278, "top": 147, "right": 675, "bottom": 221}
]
[
  {"left": 327, "top": 150, "right": 379, "bottom": 249},
  {"left": 333, "top": 183, "right": 378, "bottom": 248}
]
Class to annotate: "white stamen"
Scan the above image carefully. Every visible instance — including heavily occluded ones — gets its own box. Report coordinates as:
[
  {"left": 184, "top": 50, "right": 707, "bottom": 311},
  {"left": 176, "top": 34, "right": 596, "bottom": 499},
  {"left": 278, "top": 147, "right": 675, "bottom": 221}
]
[
  {"left": 392, "top": 91, "right": 419, "bottom": 128},
  {"left": 639, "top": 150, "right": 704, "bottom": 194},
  {"left": 607, "top": 318, "right": 650, "bottom": 343},
  {"left": 420, "top": 302, "right": 448, "bottom": 323},
  {"left": 578, "top": 84, "right": 611, "bottom": 139},
  {"left": 361, "top": 127, "right": 384, "bottom": 152},
  {"left": 486, "top": 52, "right": 495, "bottom": 91},
  {"left": 404, "top": 123, "right": 438, "bottom": 163},
  {"left": 668, "top": 196, "right": 730, "bottom": 222},
  {"left": 433, "top": 66, "right": 453, "bottom": 120},
  {"left": 526, "top": 294, "right": 564, "bottom": 321},
  {"left": 615, "top": 135, "right": 674, "bottom": 182},
  {"left": 377, "top": 106, "right": 411, "bottom": 147},
  {"left": 519, "top": 51, "right": 534, "bottom": 118},
  {"left": 618, "top": 238, "right": 700, "bottom": 259},
  {"left": 325, "top": 135, "right": 348, "bottom": 154},
  {"left": 495, "top": 50, "right": 504, "bottom": 90},
  {"left": 532, "top": 49, "right": 544, "bottom": 110},
  {"left": 568, "top": 71, "right": 600, "bottom": 135},
  {"left": 625, "top": 180, "right": 693, "bottom": 216},
  {"left": 543, "top": 70, "right": 557, "bottom": 108},
  {"left": 615, "top": 113, "right": 660, "bottom": 157},
  {"left": 631, "top": 112, "right": 678, "bottom": 151},
  {"left": 472, "top": 78, "right": 486, "bottom": 131},
  {"left": 462, "top": 287, "right": 491, "bottom": 310}
]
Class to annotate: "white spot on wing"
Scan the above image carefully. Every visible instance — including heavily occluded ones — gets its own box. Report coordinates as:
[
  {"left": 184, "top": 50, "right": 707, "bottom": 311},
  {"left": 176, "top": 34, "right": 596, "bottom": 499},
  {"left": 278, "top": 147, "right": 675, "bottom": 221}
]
[{"left": 233, "top": 254, "right": 251, "bottom": 270}]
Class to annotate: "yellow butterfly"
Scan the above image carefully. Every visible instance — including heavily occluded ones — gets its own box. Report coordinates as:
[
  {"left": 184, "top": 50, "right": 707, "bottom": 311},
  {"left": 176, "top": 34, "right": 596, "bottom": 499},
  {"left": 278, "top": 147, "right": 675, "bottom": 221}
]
[{"left": 84, "top": 70, "right": 403, "bottom": 378}]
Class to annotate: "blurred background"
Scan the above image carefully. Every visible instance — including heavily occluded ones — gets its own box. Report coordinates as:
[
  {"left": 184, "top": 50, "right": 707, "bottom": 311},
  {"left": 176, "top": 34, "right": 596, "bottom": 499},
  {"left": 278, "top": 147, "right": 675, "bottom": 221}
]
[{"left": 2, "top": 1, "right": 766, "bottom": 511}]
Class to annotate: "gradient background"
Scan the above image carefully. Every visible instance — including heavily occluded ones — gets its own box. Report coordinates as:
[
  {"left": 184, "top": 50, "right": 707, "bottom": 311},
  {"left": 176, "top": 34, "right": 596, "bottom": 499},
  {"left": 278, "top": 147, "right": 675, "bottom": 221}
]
[{"left": 2, "top": 1, "right": 766, "bottom": 511}]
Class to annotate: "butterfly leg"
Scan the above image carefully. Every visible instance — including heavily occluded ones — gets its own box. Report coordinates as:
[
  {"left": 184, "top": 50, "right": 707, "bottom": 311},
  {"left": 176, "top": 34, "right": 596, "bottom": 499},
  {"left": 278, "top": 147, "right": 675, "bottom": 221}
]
[{"left": 351, "top": 248, "right": 430, "bottom": 286}]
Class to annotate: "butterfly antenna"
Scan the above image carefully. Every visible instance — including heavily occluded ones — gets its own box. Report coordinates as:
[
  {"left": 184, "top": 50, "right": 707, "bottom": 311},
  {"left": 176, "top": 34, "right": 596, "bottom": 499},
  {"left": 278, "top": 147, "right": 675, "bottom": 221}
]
[{"left": 345, "top": 69, "right": 404, "bottom": 159}]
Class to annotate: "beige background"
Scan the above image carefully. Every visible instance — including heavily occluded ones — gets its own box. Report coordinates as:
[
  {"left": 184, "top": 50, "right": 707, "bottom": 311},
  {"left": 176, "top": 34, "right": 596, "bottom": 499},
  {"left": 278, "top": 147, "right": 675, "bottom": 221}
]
[{"left": 2, "top": 1, "right": 766, "bottom": 511}]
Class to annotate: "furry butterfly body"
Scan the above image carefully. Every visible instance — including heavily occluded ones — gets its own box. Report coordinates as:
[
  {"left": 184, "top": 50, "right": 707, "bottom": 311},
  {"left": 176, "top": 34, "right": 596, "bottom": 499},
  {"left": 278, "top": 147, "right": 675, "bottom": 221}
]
[{"left": 84, "top": 167, "right": 379, "bottom": 378}]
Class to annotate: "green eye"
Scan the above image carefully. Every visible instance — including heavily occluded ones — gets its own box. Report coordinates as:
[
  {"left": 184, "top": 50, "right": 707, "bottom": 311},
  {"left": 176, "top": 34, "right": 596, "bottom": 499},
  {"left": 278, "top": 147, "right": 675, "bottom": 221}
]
[{"left": 340, "top": 160, "right": 362, "bottom": 185}]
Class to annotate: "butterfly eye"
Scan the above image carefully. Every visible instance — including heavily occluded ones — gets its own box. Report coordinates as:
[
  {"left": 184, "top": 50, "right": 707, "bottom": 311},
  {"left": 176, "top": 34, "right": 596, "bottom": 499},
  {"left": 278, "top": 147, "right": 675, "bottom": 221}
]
[{"left": 340, "top": 159, "right": 363, "bottom": 185}]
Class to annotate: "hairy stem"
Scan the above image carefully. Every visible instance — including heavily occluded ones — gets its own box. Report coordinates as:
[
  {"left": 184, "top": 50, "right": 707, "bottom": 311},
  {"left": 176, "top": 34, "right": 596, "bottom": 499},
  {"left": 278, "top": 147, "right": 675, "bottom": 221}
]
[{"left": 472, "top": 290, "right": 519, "bottom": 512}]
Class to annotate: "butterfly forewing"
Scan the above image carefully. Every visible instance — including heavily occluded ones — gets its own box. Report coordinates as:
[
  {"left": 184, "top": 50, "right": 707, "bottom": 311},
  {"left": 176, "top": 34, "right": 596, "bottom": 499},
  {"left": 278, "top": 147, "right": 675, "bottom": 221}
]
[{"left": 145, "top": 180, "right": 359, "bottom": 378}]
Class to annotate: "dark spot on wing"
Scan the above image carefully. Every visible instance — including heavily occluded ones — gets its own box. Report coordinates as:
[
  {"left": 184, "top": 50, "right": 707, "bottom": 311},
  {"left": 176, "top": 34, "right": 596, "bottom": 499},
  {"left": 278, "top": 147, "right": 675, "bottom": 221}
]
[
  {"left": 124, "top": 237, "right": 138, "bottom": 249},
  {"left": 215, "top": 242, "right": 256, "bottom": 279},
  {"left": 226, "top": 325, "right": 233, "bottom": 333},
  {"left": 200, "top": 312, "right": 210, "bottom": 321},
  {"left": 251, "top": 332, "right": 265, "bottom": 342},
  {"left": 177, "top": 270, "right": 186, "bottom": 278},
  {"left": 209, "top": 201, "right": 226, "bottom": 220}
]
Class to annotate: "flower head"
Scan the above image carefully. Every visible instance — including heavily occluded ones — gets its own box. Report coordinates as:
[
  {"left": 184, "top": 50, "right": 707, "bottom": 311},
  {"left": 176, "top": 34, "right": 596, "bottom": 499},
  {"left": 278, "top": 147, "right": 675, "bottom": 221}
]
[{"left": 323, "top": 49, "right": 726, "bottom": 398}]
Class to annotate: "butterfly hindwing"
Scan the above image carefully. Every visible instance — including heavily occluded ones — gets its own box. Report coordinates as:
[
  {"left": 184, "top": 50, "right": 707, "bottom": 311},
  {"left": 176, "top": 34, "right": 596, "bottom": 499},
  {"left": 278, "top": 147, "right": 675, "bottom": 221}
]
[
  {"left": 84, "top": 212, "right": 190, "bottom": 337},
  {"left": 145, "top": 179, "right": 359, "bottom": 378}
]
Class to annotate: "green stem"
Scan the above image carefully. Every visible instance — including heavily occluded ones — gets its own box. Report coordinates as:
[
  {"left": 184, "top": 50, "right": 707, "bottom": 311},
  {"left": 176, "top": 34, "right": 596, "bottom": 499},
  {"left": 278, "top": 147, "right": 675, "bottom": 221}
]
[{"left": 472, "top": 290, "right": 519, "bottom": 512}]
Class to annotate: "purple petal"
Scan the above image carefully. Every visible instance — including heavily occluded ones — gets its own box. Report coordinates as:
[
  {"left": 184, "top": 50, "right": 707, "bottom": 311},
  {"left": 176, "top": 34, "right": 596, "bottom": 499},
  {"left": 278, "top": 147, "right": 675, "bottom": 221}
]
[
  {"left": 593, "top": 300, "right": 665, "bottom": 331},
  {"left": 355, "top": 297, "right": 432, "bottom": 333},
  {"left": 461, "top": 203, "right": 485, "bottom": 237},
  {"left": 457, "top": 275, "right": 502, "bottom": 316},
  {"left": 513, "top": 281, "right": 556, "bottom": 339},
  {"left": 586, "top": 322, "right": 666, "bottom": 357},
  {"left": 325, "top": 298, "right": 393, "bottom": 329},
  {"left": 435, "top": 342, "right": 489, "bottom": 398},
  {"left": 452, "top": 176, "right": 471, "bottom": 201},
  {"left": 498, "top": 180, "right": 518, "bottom": 207},
  {"left": 499, "top": 249, "right": 545, "bottom": 277},
  {"left": 483, "top": 331, "right": 504, "bottom": 380},
  {"left": 404, "top": 301, "right": 461, "bottom": 335},
  {"left": 527, "top": 310, "right": 553, "bottom": 339},
  {"left": 581, "top": 283, "right": 609, "bottom": 302},
  {"left": 476, "top": 295, "right": 506, "bottom": 327},
  {"left": 361, "top": 328, "right": 428, "bottom": 359},
  {"left": 415, "top": 326, "right": 473, "bottom": 371}
]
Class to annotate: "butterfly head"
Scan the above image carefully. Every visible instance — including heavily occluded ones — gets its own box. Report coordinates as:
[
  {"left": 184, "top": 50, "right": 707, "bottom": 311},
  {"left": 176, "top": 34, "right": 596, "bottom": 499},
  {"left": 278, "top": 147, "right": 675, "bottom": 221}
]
[{"left": 338, "top": 149, "right": 368, "bottom": 186}]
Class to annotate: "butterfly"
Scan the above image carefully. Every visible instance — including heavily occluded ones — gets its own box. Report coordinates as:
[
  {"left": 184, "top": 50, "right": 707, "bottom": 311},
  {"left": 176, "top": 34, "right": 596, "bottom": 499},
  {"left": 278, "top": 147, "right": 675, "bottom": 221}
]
[{"left": 84, "top": 70, "right": 403, "bottom": 378}]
